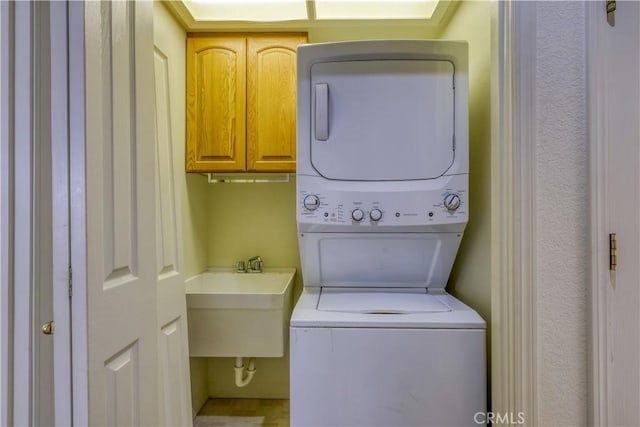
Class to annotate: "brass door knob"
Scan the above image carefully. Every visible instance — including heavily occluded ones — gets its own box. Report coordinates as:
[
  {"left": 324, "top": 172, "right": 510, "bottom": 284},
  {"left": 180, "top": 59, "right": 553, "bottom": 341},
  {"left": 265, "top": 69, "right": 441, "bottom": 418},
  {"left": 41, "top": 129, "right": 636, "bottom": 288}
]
[{"left": 41, "top": 321, "right": 54, "bottom": 335}]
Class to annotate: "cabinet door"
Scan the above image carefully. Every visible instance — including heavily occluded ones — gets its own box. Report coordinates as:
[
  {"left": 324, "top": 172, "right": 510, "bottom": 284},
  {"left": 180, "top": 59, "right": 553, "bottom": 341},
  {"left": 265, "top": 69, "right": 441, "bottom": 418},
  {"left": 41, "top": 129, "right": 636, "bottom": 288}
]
[
  {"left": 247, "top": 35, "right": 307, "bottom": 172},
  {"left": 186, "top": 37, "right": 246, "bottom": 172}
]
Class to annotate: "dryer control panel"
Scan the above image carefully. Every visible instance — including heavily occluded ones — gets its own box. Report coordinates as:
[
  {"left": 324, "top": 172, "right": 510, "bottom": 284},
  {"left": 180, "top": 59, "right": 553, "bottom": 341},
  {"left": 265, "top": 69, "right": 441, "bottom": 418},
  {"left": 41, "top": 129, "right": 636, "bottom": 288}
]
[{"left": 297, "top": 174, "right": 467, "bottom": 232}]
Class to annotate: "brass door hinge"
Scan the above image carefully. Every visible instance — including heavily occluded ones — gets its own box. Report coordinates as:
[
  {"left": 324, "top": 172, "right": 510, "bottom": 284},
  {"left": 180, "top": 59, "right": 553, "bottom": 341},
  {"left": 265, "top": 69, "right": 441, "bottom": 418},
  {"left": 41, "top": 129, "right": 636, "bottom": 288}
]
[
  {"left": 609, "top": 233, "right": 617, "bottom": 271},
  {"left": 606, "top": 0, "right": 616, "bottom": 26}
]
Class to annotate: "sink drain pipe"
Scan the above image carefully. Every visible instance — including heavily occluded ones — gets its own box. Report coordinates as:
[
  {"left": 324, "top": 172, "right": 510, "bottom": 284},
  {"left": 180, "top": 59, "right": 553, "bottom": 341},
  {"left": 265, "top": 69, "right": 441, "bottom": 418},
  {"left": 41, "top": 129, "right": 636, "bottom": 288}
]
[{"left": 234, "top": 357, "right": 256, "bottom": 387}]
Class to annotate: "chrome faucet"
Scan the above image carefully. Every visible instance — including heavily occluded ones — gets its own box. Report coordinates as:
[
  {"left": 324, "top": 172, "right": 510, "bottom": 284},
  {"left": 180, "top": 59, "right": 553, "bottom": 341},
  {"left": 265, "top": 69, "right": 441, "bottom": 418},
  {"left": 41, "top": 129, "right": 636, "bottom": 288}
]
[
  {"left": 247, "top": 256, "right": 262, "bottom": 273},
  {"left": 236, "top": 260, "right": 246, "bottom": 273}
]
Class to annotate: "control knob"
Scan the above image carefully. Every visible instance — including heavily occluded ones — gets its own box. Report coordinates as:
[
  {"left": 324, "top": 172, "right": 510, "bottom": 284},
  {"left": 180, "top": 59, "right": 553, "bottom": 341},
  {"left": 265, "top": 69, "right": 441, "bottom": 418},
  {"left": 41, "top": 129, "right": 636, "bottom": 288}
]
[
  {"left": 369, "top": 208, "right": 383, "bottom": 222},
  {"left": 443, "top": 193, "right": 461, "bottom": 211},
  {"left": 351, "top": 208, "right": 364, "bottom": 222},
  {"left": 303, "top": 194, "right": 320, "bottom": 211}
]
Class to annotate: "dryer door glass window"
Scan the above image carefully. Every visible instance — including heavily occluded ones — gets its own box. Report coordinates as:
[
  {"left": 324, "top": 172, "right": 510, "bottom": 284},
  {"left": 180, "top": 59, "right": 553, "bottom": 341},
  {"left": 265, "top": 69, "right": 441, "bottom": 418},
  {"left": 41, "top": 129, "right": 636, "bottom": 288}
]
[{"left": 310, "top": 59, "right": 455, "bottom": 181}]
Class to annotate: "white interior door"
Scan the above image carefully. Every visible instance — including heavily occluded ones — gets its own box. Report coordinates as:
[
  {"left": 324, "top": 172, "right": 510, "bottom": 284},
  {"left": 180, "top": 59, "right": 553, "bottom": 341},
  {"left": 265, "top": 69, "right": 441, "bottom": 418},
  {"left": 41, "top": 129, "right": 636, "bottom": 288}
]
[
  {"left": 592, "top": 2, "right": 640, "bottom": 425},
  {"left": 153, "top": 3, "right": 192, "bottom": 424},
  {"left": 1, "top": 2, "right": 73, "bottom": 425},
  {"left": 3, "top": 2, "right": 38, "bottom": 424},
  {"left": 83, "top": 1, "right": 159, "bottom": 424},
  {"left": 50, "top": 2, "right": 72, "bottom": 424},
  {"left": 32, "top": 1, "right": 54, "bottom": 425}
]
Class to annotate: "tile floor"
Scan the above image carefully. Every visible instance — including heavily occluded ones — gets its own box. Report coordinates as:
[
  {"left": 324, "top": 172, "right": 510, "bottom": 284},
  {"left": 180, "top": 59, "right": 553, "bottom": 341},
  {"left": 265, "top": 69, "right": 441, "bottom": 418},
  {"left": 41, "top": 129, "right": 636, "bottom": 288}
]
[{"left": 198, "top": 398, "right": 290, "bottom": 427}]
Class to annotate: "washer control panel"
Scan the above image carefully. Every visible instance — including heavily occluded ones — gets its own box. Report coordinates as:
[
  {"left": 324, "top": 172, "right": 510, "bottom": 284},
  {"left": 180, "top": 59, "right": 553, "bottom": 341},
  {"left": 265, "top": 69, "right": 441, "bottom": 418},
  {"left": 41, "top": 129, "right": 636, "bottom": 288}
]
[{"left": 298, "top": 184, "right": 467, "bottom": 227}]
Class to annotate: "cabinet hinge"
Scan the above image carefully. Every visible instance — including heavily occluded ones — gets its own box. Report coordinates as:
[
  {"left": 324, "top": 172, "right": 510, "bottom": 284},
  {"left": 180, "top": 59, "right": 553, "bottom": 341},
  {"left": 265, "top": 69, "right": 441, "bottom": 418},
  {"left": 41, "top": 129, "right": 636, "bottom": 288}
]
[
  {"left": 69, "top": 266, "right": 73, "bottom": 297},
  {"left": 609, "top": 233, "right": 617, "bottom": 271}
]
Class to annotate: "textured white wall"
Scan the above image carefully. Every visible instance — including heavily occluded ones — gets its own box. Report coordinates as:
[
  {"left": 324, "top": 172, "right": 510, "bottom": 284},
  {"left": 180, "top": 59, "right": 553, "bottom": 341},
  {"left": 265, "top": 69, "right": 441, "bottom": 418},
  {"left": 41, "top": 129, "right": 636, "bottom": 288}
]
[{"left": 535, "top": 2, "right": 588, "bottom": 425}]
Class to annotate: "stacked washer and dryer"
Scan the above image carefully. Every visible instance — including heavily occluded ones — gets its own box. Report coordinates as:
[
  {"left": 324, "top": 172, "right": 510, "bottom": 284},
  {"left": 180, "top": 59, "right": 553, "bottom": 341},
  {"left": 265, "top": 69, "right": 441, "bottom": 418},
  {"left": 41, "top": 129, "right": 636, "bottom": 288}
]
[{"left": 290, "top": 40, "right": 485, "bottom": 427}]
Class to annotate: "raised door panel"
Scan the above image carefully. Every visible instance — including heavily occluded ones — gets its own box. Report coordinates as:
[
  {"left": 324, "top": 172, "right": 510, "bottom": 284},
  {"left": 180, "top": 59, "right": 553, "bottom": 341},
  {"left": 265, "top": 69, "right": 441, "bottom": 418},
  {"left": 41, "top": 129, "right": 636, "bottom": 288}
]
[
  {"left": 84, "top": 1, "right": 158, "bottom": 424},
  {"left": 154, "top": 48, "right": 180, "bottom": 282},
  {"left": 247, "top": 35, "right": 306, "bottom": 172},
  {"left": 153, "top": 7, "right": 192, "bottom": 423},
  {"left": 186, "top": 37, "right": 246, "bottom": 172},
  {"left": 158, "top": 319, "right": 190, "bottom": 425}
]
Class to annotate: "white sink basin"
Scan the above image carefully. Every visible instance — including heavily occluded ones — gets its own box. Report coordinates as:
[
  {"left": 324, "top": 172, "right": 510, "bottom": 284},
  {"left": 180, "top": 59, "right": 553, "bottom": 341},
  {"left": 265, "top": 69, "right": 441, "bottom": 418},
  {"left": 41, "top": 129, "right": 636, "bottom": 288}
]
[{"left": 185, "top": 268, "right": 296, "bottom": 358}]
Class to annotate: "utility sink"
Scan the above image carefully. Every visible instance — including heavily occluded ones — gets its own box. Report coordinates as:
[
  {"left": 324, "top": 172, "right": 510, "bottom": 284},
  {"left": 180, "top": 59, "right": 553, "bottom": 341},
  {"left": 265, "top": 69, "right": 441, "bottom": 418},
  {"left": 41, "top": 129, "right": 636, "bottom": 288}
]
[{"left": 185, "top": 268, "right": 296, "bottom": 358}]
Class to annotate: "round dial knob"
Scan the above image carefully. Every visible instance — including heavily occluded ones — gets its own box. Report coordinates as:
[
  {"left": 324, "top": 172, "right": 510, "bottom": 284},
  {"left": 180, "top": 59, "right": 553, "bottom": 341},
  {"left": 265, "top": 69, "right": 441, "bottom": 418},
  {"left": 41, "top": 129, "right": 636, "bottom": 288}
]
[
  {"left": 369, "top": 208, "right": 383, "bottom": 222},
  {"left": 303, "top": 194, "right": 320, "bottom": 211},
  {"left": 443, "top": 193, "right": 461, "bottom": 211},
  {"left": 351, "top": 208, "right": 365, "bottom": 222}
]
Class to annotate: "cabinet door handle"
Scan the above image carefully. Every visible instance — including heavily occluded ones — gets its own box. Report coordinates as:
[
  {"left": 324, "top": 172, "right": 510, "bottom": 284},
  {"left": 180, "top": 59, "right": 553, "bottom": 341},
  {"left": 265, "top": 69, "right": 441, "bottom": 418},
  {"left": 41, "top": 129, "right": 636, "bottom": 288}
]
[{"left": 315, "top": 83, "right": 329, "bottom": 141}]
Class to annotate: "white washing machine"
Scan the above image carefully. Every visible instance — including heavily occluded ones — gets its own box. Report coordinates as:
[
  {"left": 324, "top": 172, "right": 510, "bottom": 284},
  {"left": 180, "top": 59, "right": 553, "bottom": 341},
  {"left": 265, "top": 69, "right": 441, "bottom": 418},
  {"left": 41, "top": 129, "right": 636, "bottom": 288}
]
[{"left": 291, "top": 40, "right": 486, "bottom": 427}]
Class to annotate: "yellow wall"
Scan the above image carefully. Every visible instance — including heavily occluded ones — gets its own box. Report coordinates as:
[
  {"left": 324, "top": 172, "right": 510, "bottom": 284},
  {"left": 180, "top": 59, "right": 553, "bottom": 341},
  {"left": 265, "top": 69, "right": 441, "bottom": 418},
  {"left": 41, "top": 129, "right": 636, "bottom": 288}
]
[
  {"left": 183, "top": 176, "right": 210, "bottom": 278},
  {"left": 205, "top": 180, "right": 300, "bottom": 398},
  {"left": 438, "top": 0, "right": 493, "bottom": 330},
  {"left": 206, "top": 180, "right": 299, "bottom": 270},
  {"left": 437, "top": 0, "right": 493, "bottom": 385}
]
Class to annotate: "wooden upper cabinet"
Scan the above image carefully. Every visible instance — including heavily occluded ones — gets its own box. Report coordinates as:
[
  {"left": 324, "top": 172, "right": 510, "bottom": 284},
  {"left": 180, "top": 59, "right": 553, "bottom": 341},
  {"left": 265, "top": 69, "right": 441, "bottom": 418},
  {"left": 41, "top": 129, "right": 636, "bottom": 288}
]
[
  {"left": 186, "top": 37, "right": 247, "bottom": 172},
  {"left": 186, "top": 33, "right": 307, "bottom": 173},
  {"left": 247, "top": 35, "right": 306, "bottom": 172}
]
